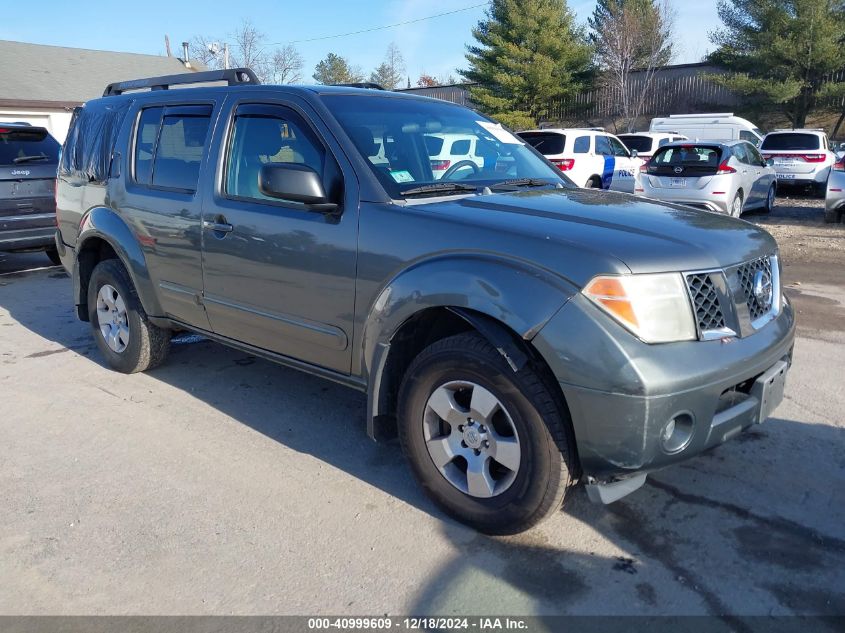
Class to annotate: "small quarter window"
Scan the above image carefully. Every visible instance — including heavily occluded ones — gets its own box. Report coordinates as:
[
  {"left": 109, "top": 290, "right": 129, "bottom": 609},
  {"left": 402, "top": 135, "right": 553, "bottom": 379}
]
[
  {"left": 573, "top": 136, "right": 590, "bottom": 153},
  {"left": 450, "top": 139, "right": 471, "bottom": 155},
  {"left": 134, "top": 107, "right": 163, "bottom": 185}
]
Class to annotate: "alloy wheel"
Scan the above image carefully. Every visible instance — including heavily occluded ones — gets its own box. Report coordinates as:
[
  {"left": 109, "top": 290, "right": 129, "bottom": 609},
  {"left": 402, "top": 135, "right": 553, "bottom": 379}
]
[
  {"left": 422, "top": 381, "right": 521, "bottom": 498},
  {"left": 96, "top": 284, "right": 130, "bottom": 353}
]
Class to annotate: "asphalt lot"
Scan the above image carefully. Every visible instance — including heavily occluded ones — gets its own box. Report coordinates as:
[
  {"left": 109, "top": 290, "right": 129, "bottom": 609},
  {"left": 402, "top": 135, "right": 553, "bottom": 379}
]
[{"left": 1, "top": 197, "right": 844, "bottom": 619}]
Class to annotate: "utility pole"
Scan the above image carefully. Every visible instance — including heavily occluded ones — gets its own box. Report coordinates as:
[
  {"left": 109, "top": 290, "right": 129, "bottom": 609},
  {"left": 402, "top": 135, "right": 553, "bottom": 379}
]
[
  {"left": 223, "top": 43, "right": 230, "bottom": 70},
  {"left": 164, "top": 34, "right": 172, "bottom": 57}
]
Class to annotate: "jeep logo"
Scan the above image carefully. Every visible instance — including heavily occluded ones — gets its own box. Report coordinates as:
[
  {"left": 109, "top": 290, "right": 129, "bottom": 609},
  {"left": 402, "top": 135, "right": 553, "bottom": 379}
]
[{"left": 9, "top": 169, "right": 30, "bottom": 176}]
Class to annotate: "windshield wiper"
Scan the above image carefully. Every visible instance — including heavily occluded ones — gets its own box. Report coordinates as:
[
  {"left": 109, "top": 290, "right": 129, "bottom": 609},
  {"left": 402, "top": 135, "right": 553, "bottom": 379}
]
[
  {"left": 489, "top": 178, "right": 558, "bottom": 191},
  {"left": 400, "top": 182, "right": 478, "bottom": 197},
  {"left": 13, "top": 155, "right": 49, "bottom": 164}
]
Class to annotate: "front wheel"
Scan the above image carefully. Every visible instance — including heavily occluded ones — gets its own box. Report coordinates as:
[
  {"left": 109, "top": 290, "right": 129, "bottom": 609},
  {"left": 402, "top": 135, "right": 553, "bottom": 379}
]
[
  {"left": 87, "top": 259, "right": 171, "bottom": 373},
  {"left": 762, "top": 185, "right": 775, "bottom": 214},
  {"left": 45, "top": 246, "right": 62, "bottom": 266},
  {"left": 397, "top": 333, "right": 574, "bottom": 534}
]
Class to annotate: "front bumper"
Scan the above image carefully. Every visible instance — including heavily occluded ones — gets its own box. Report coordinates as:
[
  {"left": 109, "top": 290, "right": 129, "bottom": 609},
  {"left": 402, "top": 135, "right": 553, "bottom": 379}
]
[{"left": 533, "top": 293, "right": 796, "bottom": 500}]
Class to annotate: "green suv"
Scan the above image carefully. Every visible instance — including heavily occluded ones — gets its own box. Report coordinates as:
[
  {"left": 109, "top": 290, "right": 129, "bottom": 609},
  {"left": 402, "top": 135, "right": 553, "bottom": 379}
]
[{"left": 55, "top": 70, "right": 795, "bottom": 534}]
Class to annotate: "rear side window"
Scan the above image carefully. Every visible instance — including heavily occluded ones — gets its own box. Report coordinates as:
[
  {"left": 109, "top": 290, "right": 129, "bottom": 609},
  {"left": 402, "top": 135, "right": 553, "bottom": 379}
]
[
  {"left": 573, "top": 136, "right": 590, "bottom": 153},
  {"left": 0, "top": 126, "right": 60, "bottom": 166},
  {"left": 518, "top": 132, "right": 565, "bottom": 155},
  {"left": 761, "top": 133, "right": 820, "bottom": 151},
  {"left": 594, "top": 135, "right": 612, "bottom": 156},
  {"left": 450, "top": 139, "right": 470, "bottom": 155},
  {"left": 618, "top": 135, "right": 653, "bottom": 154},
  {"left": 60, "top": 100, "right": 131, "bottom": 183},
  {"left": 133, "top": 104, "right": 212, "bottom": 192}
]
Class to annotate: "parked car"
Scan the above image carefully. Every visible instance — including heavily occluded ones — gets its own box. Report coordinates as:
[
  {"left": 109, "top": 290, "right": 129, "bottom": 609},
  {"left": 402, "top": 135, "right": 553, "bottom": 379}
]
[
  {"left": 424, "top": 133, "right": 485, "bottom": 180},
  {"left": 618, "top": 131, "right": 688, "bottom": 160},
  {"left": 517, "top": 128, "right": 642, "bottom": 192},
  {"left": 650, "top": 113, "right": 764, "bottom": 144},
  {"left": 825, "top": 155, "right": 845, "bottom": 223},
  {"left": 55, "top": 69, "right": 794, "bottom": 534},
  {"left": 760, "top": 129, "right": 837, "bottom": 196},
  {"left": 1, "top": 122, "right": 62, "bottom": 264},
  {"left": 635, "top": 140, "right": 777, "bottom": 217}
]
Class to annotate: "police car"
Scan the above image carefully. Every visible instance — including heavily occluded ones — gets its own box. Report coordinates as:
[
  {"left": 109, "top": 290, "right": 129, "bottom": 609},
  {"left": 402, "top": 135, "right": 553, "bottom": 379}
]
[{"left": 518, "top": 128, "right": 643, "bottom": 192}]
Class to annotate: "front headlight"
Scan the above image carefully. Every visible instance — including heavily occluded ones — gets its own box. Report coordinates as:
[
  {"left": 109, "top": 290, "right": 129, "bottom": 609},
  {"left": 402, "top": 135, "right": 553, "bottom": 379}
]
[{"left": 582, "top": 273, "right": 697, "bottom": 343}]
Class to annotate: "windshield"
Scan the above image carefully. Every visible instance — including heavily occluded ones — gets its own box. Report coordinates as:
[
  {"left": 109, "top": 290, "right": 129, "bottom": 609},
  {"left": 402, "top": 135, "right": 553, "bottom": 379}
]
[
  {"left": 323, "top": 95, "right": 571, "bottom": 198},
  {"left": 0, "top": 126, "right": 60, "bottom": 166},
  {"left": 761, "top": 133, "right": 820, "bottom": 151},
  {"left": 618, "top": 135, "right": 654, "bottom": 153}
]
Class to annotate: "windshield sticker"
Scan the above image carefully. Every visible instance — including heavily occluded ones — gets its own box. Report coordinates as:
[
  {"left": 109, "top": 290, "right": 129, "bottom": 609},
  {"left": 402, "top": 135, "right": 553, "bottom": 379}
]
[
  {"left": 390, "top": 170, "right": 415, "bottom": 183},
  {"left": 476, "top": 121, "right": 524, "bottom": 145}
]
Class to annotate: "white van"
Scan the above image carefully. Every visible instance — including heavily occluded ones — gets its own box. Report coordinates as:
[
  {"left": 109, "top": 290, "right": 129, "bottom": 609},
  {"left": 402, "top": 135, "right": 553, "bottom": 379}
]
[{"left": 650, "top": 113, "right": 764, "bottom": 145}]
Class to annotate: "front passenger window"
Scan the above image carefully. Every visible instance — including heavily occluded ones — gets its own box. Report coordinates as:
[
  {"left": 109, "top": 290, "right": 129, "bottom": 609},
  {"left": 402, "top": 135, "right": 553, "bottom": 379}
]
[{"left": 226, "top": 106, "right": 326, "bottom": 202}]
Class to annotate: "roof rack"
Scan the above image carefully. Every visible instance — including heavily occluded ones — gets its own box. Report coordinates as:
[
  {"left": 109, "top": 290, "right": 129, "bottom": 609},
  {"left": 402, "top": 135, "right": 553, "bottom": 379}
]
[
  {"left": 334, "top": 82, "right": 385, "bottom": 90},
  {"left": 103, "top": 68, "right": 260, "bottom": 96}
]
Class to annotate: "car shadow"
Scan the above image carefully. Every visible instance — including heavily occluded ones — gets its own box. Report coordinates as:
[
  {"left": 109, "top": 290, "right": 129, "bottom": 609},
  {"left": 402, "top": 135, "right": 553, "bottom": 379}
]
[{"left": 2, "top": 267, "right": 845, "bottom": 617}]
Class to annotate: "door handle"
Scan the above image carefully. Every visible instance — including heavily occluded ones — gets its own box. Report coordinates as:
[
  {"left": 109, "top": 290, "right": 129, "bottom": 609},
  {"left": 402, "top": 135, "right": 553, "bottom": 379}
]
[{"left": 203, "top": 219, "right": 233, "bottom": 233}]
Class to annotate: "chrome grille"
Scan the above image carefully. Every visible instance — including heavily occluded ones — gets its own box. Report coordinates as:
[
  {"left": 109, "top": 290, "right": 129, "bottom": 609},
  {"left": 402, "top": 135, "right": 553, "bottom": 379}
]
[
  {"left": 737, "top": 257, "right": 774, "bottom": 321},
  {"left": 685, "top": 273, "right": 726, "bottom": 333}
]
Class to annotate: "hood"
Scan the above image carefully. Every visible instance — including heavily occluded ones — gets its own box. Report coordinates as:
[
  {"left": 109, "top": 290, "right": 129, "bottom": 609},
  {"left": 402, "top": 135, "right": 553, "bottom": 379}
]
[{"left": 440, "top": 188, "right": 777, "bottom": 276}]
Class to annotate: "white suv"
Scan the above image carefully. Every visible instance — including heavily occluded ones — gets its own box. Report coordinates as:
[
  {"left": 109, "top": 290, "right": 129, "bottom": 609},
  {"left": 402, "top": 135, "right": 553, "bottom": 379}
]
[
  {"left": 518, "top": 128, "right": 643, "bottom": 192},
  {"left": 618, "top": 132, "right": 688, "bottom": 160},
  {"left": 759, "top": 129, "right": 836, "bottom": 195},
  {"left": 424, "top": 133, "right": 484, "bottom": 180}
]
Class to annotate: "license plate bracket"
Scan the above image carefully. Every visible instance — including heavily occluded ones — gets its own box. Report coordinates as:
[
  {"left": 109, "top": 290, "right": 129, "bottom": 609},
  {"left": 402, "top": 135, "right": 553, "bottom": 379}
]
[
  {"left": 751, "top": 360, "right": 789, "bottom": 424},
  {"left": 670, "top": 177, "right": 686, "bottom": 188}
]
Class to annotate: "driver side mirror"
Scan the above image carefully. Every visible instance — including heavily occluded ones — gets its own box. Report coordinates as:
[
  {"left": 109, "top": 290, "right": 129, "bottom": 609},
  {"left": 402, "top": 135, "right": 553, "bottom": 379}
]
[
  {"left": 630, "top": 149, "right": 638, "bottom": 158},
  {"left": 259, "top": 163, "right": 338, "bottom": 213},
  {"left": 766, "top": 158, "right": 775, "bottom": 167}
]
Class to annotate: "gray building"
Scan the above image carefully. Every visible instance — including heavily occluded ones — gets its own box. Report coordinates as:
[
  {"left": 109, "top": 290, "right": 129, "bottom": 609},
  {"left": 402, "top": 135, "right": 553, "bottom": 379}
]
[{"left": 0, "top": 40, "right": 205, "bottom": 142}]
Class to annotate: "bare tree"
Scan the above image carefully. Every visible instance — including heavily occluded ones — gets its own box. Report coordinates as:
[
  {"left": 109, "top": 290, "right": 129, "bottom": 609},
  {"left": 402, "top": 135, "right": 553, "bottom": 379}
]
[
  {"left": 270, "top": 44, "right": 305, "bottom": 84},
  {"left": 369, "top": 43, "right": 406, "bottom": 90},
  {"left": 589, "top": 0, "right": 675, "bottom": 132},
  {"left": 188, "top": 21, "right": 304, "bottom": 85}
]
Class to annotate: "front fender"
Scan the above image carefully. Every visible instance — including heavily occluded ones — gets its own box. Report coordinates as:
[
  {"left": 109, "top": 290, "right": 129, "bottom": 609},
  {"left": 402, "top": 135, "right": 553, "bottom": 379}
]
[
  {"left": 75, "top": 207, "right": 163, "bottom": 318},
  {"left": 360, "top": 254, "right": 579, "bottom": 431}
]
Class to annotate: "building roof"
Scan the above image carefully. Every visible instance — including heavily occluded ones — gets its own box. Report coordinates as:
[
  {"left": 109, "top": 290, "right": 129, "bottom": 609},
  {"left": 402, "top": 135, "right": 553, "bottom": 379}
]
[{"left": 0, "top": 40, "right": 206, "bottom": 107}]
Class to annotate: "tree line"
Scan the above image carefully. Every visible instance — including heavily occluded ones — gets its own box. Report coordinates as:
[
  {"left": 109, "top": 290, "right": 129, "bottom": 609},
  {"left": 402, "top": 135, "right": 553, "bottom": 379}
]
[{"left": 189, "top": 0, "right": 845, "bottom": 134}]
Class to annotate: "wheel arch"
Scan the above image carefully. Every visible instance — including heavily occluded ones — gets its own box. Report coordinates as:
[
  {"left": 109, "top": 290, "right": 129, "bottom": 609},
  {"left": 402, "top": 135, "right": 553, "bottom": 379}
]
[
  {"left": 360, "top": 255, "right": 579, "bottom": 443},
  {"left": 74, "top": 207, "right": 162, "bottom": 321}
]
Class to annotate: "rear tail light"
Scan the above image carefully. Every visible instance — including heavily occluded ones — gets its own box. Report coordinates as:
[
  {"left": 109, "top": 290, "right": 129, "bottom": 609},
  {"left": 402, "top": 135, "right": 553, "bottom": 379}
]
[
  {"left": 802, "top": 154, "right": 826, "bottom": 163},
  {"left": 639, "top": 162, "right": 650, "bottom": 173},
  {"left": 716, "top": 160, "right": 736, "bottom": 175},
  {"left": 54, "top": 179, "right": 60, "bottom": 227},
  {"left": 430, "top": 159, "right": 451, "bottom": 171},
  {"left": 551, "top": 158, "right": 575, "bottom": 171},
  {"left": 833, "top": 158, "right": 844, "bottom": 171}
]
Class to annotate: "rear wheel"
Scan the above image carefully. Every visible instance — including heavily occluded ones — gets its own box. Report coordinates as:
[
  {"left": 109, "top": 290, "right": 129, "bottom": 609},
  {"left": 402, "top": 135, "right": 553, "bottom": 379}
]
[
  {"left": 87, "top": 259, "right": 170, "bottom": 373},
  {"left": 730, "top": 191, "right": 744, "bottom": 217},
  {"left": 586, "top": 176, "right": 602, "bottom": 189},
  {"left": 814, "top": 181, "right": 827, "bottom": 198},
  {"left": 397, "top": 332, "right": 574, "bottom": 534},
  {"left": 825, "top": 208, "right": 841, "bottom": 224},
  {"left": 762, "top": 185, "right": 775, "bottom": 214}
]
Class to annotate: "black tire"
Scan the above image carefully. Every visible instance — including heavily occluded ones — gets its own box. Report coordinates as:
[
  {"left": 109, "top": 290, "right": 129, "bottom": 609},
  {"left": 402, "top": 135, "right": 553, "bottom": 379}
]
[
  {"left": 730, "top": 191, "right": 744, "bottom": 217},
  {"left": 824, "top": 208, "right": 841, "bottom": 224},
  {"left": 762, "top": 185, "right": 775, "bottom": 214},
  {"left": 87, "top": 259, "right": 170, "bottom": 373},
  {"left": 397, "top": 332, "right": 574, "bottom": 534},
  {"left": 814, "top": 182, "right": 827, "bottom": 198},
  {"left": 45, "top": 246, "right": 62, "bottom": 266},
  {"left": 586, "top": 176, "right": 602, "bottom": 189}
]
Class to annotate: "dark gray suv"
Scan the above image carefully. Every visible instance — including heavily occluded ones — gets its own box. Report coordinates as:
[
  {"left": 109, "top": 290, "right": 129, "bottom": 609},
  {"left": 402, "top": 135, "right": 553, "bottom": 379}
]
[
  {"left": 1, "top": 123, "right": 62, "bottom": 264},
  {"left": 55, "top": 70, "right": 795, "bottom": 534}
]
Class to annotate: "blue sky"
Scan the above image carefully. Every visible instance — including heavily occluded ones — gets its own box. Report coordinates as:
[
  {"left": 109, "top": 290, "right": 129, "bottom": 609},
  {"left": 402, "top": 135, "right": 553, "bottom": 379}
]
[{"left": 2, "top": 0, "right": 721, "bottom": 83}]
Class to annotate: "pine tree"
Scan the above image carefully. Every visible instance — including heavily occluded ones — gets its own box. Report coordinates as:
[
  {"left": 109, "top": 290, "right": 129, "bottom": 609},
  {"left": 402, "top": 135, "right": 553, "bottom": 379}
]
[
  {"left": 460, "top": 0, "right": 593, "bottom": 129},
  {"left": 369, "top": 43, "right": 406, "bottom": 90},
  {"left": 313, "top": 53, "right": 364, "bottom": 85},
  {"left": 709, "top": 0, "right": 845, "bottom": 128}
]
